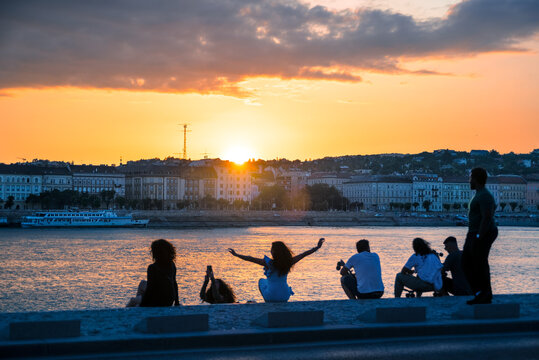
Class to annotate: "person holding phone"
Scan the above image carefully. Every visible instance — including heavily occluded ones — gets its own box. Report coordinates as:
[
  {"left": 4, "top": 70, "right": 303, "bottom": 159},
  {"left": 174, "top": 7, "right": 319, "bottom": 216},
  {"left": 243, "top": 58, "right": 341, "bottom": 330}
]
[{"left": 200, "top": 265, "right": 236, "bottom": 304}]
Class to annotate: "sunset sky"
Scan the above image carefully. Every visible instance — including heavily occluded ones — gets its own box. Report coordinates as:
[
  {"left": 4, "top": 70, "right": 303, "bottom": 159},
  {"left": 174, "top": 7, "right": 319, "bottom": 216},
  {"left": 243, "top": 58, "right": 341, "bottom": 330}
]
[{"left": 1, "top": 0, "right": 538, "bottom": 165}]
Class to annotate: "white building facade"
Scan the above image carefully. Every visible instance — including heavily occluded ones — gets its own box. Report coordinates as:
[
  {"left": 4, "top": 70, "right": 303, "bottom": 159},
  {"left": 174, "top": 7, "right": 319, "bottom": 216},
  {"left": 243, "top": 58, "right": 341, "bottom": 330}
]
[
  {"left": 0, "top": 165, "right": 43, "bottom": 207},
  {"left": 342, "top": 176, "right": 413, "bottom": 211},
  {"left": 441, "top": 176, "right": 472, "bottom": 211},
  {"left": 412, "top": 174, "right": 443, "bottom": 212},
  {"left": 41, "top": 167, "right": 72, "bottom": 192},
  {"left": 71, "top": 165, "right": 125, "bottom": 197},
  {"left": 307, "top": 173, "right": 350, "bottom": 194},
  {"left": 525, "top": 176, "right": 539, "bottom": 212},
  {"left": 214, "top": 162, "right": 253, "bottom": 203}
]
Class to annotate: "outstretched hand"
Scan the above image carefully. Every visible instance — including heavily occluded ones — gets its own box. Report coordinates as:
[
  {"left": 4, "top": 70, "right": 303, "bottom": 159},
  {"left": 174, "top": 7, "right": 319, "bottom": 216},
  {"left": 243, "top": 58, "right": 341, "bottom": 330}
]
[
  {"left": 228, "top": 248, "right": 237, "bottom": 256},
  {"left": 317, "top": 238, "right": 325, "bottom": 249}
]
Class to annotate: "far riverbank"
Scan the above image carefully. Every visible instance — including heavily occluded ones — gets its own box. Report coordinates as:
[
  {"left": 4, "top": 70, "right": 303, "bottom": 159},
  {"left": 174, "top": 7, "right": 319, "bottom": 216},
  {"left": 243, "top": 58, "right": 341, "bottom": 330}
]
[{"left": 1, "top": 209, "right": 537, "bottom": 228}]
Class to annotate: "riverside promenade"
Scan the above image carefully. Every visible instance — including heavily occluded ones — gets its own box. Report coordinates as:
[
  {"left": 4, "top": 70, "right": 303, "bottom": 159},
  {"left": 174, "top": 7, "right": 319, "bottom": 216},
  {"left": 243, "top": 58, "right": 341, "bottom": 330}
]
[
  {"left": 1, "top": 294, "right": 538, "bottom": 358},
  {"left": 2, "top": 209, "right": 538, "bottom": 228}
]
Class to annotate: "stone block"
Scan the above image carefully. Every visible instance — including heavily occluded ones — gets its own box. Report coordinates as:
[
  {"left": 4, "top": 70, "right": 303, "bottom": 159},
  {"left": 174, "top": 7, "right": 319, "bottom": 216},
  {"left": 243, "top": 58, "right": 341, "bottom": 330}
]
[
  {"left": 142, "top": 314, "right": 209, "bottom": 334},
  {"left": 376, "top": 307, "right": 426, "bottom": 323},
  {"left": 252, "top": 311, "right": 324, "bottom": 328},
  {"left": 9, "top": 320, "right": 80, "bottom": 340},
  {"left": 474, "top": 303, "right": 520, "bottom": 319},
  {"left": 452, "top": 303, "right": 520, "bottom": 320}
]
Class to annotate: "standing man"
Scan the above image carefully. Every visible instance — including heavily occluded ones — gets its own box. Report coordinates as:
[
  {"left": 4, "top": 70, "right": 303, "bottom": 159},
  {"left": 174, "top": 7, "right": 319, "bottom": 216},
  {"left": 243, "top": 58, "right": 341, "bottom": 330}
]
[
  {"left": 338, "top": 239, "right": 384, "bottom": 299},
  {"left": 442, "top": 236, "right": 472, "bottom": 296},
  {"left": 462, "top": 167, "right": 498, "bottom": 305}
]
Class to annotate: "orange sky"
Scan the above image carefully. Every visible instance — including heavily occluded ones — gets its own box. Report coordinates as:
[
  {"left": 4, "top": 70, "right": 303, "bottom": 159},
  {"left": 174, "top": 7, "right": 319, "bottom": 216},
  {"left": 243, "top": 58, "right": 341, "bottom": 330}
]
[{"left": 1, "top": 0, "right": 538, "bottom": 164}]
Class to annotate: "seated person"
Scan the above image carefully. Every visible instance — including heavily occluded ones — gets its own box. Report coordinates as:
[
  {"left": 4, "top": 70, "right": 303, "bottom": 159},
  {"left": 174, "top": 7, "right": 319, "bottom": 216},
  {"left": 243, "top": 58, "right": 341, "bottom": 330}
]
[
  {"left": 338, "top": 239, "right": 384, "bottom": 299},
  {"left": 442, "top": 236, "right": 472, "bottom": 296},
  {"left": 126, "top": 280, "right": 147, "bottom": 307},
  {"left": 140, "top": 239, "right": 180, "bottom": 307},
  {"left": 127, "top": 239, "right": 180, "bottom": 307},
  {"left": 229, "top": 238, "right": 324, "bottom": 303},
  {"left": 394, "top": 237, "right": 443, "bottom": 298},
  {"left": 200, "top": 265, "right": 236, "bottom": 304}
]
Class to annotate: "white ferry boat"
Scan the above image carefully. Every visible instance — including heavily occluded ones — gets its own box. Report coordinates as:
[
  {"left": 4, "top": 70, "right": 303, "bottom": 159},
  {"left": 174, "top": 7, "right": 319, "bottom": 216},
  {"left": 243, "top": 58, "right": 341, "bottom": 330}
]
[{"left": 21, "top": 211, "right": 149, "bottom": 228}]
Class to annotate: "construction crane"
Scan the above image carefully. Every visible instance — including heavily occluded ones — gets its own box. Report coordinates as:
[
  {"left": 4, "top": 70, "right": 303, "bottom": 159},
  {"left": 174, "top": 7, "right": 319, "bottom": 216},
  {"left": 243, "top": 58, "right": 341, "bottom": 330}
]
[{"left": 178, "top": 124, "right": 191, "bottom": 160}]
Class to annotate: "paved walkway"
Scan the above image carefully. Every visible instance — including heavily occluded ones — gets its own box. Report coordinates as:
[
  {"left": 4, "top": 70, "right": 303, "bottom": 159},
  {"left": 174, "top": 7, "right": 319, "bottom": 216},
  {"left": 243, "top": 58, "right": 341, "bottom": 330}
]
[{"left": 1, "top": 294, "right": 537, "bottom": 340}]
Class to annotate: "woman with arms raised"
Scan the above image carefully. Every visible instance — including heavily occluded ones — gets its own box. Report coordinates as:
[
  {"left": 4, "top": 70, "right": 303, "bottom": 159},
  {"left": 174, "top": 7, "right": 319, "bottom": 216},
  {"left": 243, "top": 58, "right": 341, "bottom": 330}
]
[{"left": 228, "top": 238, "right": 325, "bottom": 303}]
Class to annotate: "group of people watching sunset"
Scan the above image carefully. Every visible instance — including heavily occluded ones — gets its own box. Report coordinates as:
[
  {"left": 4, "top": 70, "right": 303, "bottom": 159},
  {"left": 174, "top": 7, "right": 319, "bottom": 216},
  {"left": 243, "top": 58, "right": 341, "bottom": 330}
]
[{"left": 127, "top": 167, "right": 497, "bottom": 307}]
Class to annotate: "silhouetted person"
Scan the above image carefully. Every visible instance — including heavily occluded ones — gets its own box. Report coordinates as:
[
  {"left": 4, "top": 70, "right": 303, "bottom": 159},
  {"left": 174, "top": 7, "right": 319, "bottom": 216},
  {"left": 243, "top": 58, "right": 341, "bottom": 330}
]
[
  {"left": 228, "top": 238, "right": 325, "bottom": 303},
  {"left": 200, "top": 265, "right": 236, "bottom": 304},
  {"left": 442, "top": 236, "right": 472, "bottom": 296},
  {"left": 394, "top": 238, "right": 443, "bottom": 297},
  {"left": 338, "top": 239, "right": 384, "bottom": 299},
  {"left": 140, "top": 239, "right": 180, "bottom": 307},
  {"left": 463, "top": 167, "right": 498, "bottom": 305},
  {"left": 126, "top": 280, "right": 147, "bottom": 307}
]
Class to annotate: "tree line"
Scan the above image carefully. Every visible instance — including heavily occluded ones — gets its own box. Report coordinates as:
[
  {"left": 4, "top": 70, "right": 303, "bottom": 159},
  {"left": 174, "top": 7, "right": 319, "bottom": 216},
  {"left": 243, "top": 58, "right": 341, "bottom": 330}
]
[{"left": 1, "top": 184, "right": 530, "bottom": 212}]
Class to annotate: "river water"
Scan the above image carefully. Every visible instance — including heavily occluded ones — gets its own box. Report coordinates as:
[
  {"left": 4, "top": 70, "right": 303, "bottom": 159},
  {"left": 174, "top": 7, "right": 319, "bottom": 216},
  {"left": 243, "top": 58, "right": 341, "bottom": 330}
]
[{"left": 0, "top": 226, "right": 537, "bottom": 313}]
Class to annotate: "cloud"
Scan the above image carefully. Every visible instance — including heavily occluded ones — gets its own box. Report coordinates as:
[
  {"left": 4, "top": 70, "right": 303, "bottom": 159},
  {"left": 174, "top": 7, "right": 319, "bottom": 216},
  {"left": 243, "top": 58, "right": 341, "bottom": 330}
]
[{"left": 0, "top": 0, "right": 538, "bottom": 96}]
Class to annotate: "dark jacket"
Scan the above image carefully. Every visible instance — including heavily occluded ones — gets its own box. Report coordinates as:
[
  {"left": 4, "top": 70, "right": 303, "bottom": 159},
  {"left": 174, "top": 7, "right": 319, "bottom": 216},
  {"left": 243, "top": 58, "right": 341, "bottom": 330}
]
[{"left": 140, "top": 262, "right": 179, "bottom": 307}]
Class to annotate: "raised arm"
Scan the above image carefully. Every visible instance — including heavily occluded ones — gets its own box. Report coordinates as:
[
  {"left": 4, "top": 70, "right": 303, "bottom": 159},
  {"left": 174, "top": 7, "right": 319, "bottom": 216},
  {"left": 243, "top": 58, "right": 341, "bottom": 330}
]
[
  {"left": 199, "top": 268, "right": 211, "bottom": 302},
  {"left": 228, "top": 248, "right": 266, "bottom": 266},
  {"left": 339, "top": 259, "right": 352, "bottom": 276},
  {"left": 292, "top": 238, "right": 325, "bottom": 264}
]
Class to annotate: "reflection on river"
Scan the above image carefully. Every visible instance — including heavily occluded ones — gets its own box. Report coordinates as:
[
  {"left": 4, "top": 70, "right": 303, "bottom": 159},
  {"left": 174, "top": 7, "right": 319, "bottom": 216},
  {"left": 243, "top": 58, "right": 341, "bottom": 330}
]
[{"left": 0, "top": 226, "right": 537, "bottom": 312}]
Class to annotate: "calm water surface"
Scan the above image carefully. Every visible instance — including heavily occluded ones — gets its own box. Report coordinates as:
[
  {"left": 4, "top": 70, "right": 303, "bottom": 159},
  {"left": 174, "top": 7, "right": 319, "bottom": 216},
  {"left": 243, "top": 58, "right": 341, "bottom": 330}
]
[{"left": 0, "top": 226, "right": 537, "bottom": 312}]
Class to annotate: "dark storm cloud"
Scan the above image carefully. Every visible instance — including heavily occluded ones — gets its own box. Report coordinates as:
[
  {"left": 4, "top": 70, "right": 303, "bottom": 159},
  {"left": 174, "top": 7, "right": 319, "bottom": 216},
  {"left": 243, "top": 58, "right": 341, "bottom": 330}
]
[{"left": 0, "top": 0, "right": 538, "bottom": 96}]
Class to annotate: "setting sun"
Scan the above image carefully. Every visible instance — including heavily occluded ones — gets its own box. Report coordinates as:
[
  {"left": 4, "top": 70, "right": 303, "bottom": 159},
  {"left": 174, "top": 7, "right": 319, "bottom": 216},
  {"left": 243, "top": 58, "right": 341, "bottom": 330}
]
[{"left": 222, "top": 146, "right": 253, "bottom": 165}]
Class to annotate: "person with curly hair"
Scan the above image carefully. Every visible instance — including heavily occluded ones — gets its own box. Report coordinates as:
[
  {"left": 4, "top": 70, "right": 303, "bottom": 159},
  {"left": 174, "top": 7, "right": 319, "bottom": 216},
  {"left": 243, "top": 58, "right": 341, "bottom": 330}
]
[{"left": 139, "top": 239, "right": 180, "bottom": 307}]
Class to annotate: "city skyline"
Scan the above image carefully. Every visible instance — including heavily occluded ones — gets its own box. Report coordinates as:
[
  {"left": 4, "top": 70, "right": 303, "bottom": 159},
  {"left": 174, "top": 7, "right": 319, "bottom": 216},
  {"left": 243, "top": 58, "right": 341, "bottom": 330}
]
[
  {"left": 1, "top": 0, "right": 538, "bottom": 164},
  {"left": 2, "top": 147, "right": 539, "bottom": 167}
]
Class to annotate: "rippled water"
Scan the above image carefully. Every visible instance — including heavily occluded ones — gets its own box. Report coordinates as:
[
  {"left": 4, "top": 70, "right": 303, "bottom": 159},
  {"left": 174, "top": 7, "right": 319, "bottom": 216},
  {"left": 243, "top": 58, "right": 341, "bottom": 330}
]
[{"left": 0, "top": 226, "right": 537, "bottom": 312}]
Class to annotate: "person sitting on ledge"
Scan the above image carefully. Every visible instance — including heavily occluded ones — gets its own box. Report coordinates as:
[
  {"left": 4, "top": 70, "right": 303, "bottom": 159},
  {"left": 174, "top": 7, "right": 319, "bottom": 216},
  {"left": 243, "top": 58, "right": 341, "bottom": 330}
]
[
  {"left": 126, "top": 279, "right": 147, "bottom": 307},
  {"left": 394, "top": 237, "right": 443, "bottom": 298},
  {"left": 139, "top": 239, "right": 180, "bottom": 307},
  {"left": 200, "top": 265, "right": 236, "bottom": 304},
  {"left": 228, "top": 238, "right": 325, "bottom": 303},
  {"left": 442, "top": 236, "right": 472, "bottom": 296},
  {"left": 337, "top": 239, "right": 384, "bottom": 300}
]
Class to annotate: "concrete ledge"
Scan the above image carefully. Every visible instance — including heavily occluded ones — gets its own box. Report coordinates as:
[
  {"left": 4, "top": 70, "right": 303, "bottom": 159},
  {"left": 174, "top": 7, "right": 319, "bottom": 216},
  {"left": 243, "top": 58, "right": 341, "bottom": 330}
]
[
  {"left": 475, "top": 303, "right": 520, "bottom": 319},
  {"left": 376, "top": 307, "right": 426, "bottom": 323},
  {"left": 138, "top": 314, "right": 209, "bottom": 333},
  {"left": 252, "top": 311, "right": 324, "bottom": 328},
  {"left": 9, "top": 320, "right": 80, "bottom": 340},
  {"left": 453, "top": 303, "right": 520, "bottom": 320},
  {"left": 1, "top": 318, "right": 537, "bottom": 358}
]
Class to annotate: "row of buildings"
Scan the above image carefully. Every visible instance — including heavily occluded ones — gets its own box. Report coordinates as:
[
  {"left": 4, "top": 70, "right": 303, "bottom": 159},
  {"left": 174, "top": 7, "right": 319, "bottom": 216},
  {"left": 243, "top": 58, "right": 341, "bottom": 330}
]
[{"left": 0, "top": 160, "right": 538, "bottom": 212}]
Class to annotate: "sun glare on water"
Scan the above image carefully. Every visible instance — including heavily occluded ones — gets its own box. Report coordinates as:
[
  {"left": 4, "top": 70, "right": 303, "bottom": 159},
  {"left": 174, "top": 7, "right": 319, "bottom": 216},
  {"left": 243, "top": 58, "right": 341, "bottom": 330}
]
[{"left": 222, "top": 146, "right": 253, "bottom": 165}]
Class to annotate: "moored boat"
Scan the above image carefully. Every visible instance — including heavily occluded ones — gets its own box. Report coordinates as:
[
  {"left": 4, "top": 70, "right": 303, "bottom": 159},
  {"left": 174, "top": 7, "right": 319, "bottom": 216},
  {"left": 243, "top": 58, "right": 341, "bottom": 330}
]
[{"left": 21, "top": 210, "right": 149, "bottom": 228}]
